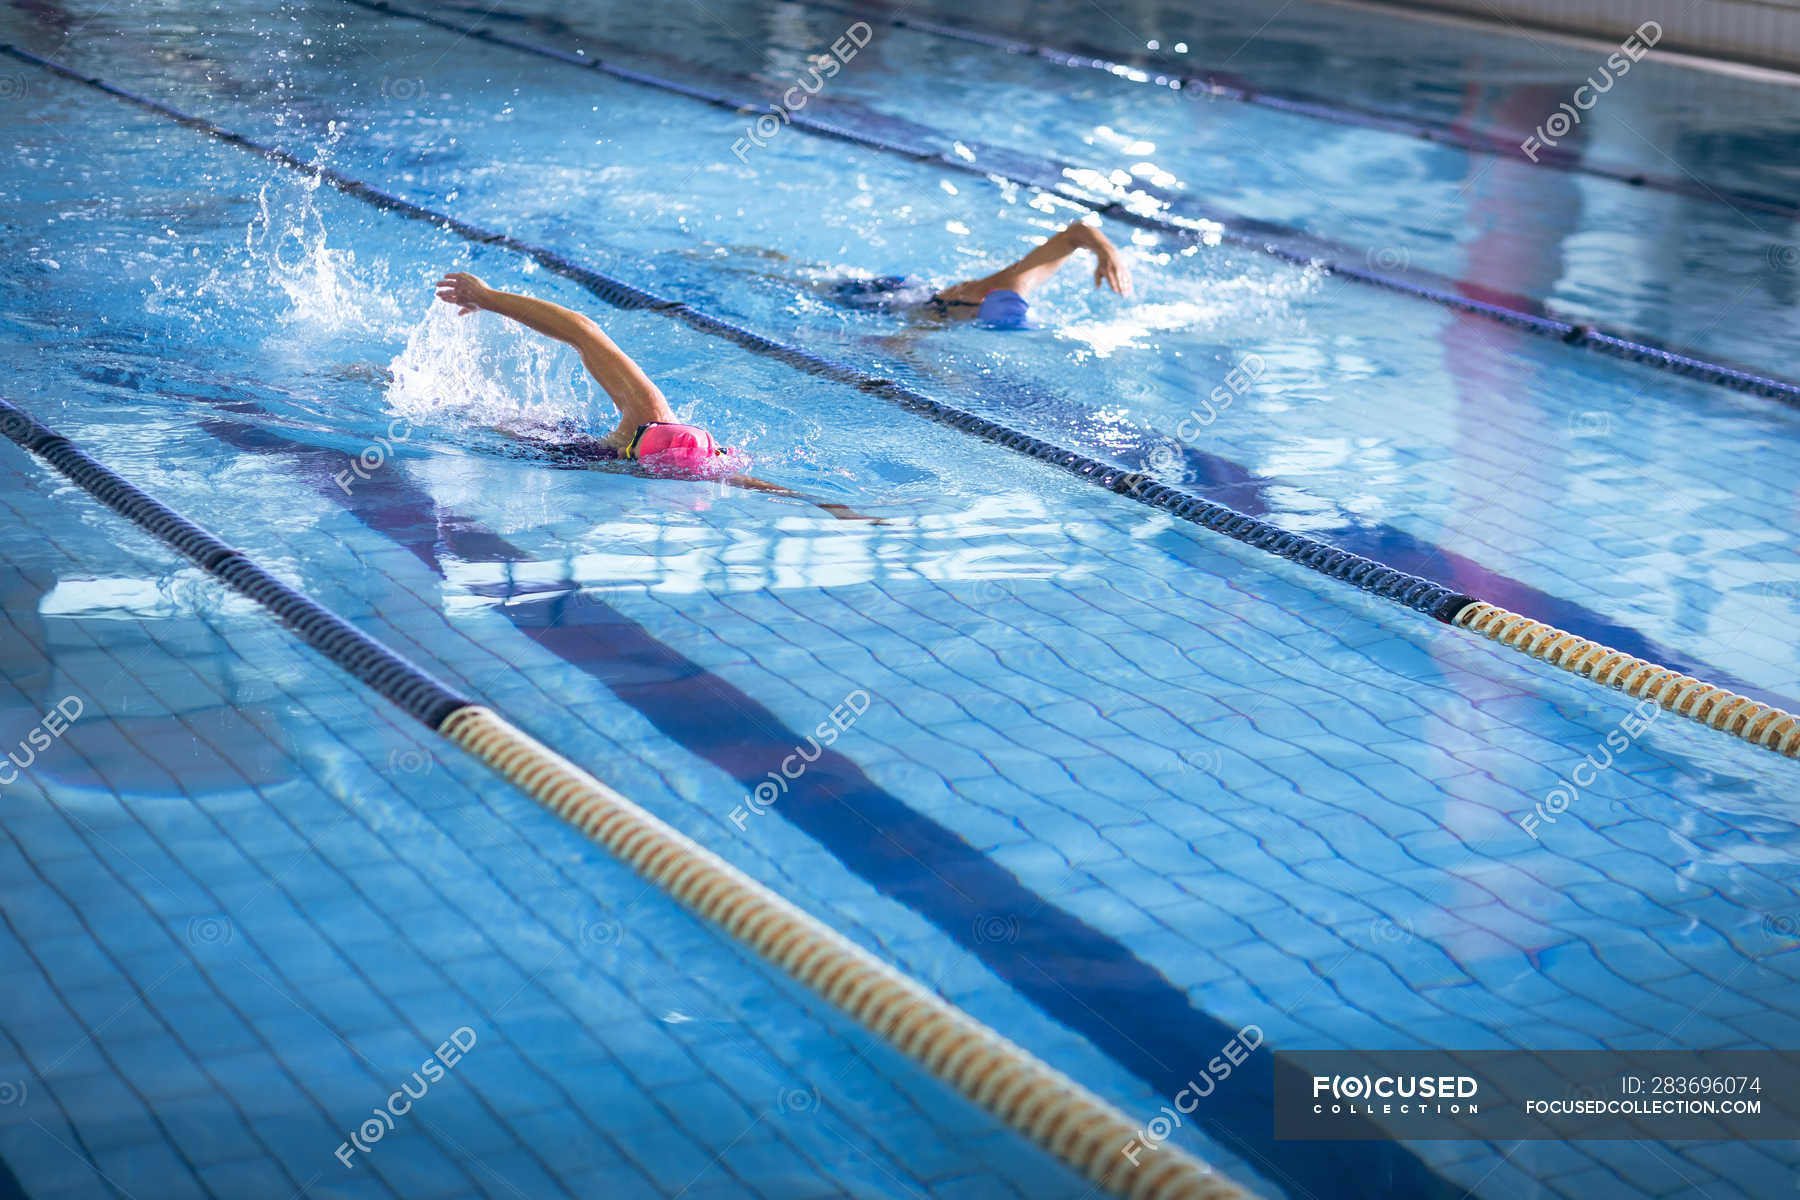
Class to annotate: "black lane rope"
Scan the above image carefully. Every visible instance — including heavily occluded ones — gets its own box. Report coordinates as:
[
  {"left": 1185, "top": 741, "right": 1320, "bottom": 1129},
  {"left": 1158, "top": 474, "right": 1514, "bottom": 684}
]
[
  {"left": 779, "top": 0, "right": 1800, "bottom": 223},
  {"left": 10, "top": 45, "right": 1800, "bottom": 761},
  {"left": 326, "top": 0, "right": 1800, "bottom": 412},
  {"left": 0, "top": 41, "right": 1472, "bottom": 627},
  {"left": 0, "top": 399, "right": 472, "bottom": 727}
]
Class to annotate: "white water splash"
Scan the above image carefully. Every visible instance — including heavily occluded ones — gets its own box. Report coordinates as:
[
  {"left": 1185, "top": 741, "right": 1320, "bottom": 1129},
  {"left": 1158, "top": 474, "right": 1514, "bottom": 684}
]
[
  {"left": 233, "top": 134, "right": 595, "bottom": 434},
  {"left": 383, "top": 300, "right": 594, "bottom": 433},
  {"left": 243, "top": 170, "right": 405, "bottom": 338},
  {"left": 173, "top": 132, "right": 407, "bottom": 361},
  {"left": 1054, "top": 262, "right": 1320, "bottom": 359}
]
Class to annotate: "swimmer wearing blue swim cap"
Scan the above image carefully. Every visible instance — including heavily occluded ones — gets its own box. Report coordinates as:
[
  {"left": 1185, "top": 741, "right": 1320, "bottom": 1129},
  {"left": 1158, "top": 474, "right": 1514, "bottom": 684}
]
[
  {"left": 823, "top": 218, "right": 1132, "bottom": 329},
  {"left": 927, "top": 218, "right": 1133, "bottom": 328}
]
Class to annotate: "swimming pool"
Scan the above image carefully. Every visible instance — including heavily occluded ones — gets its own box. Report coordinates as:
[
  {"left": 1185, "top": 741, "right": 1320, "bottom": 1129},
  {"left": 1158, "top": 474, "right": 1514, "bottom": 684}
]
[{"left": 1, "top": 0, "right": 1797, "bottom": 1196}]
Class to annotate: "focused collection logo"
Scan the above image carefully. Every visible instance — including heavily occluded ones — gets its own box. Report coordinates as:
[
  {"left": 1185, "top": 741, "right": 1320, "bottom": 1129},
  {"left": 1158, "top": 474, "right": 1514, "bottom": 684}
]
[{"left": 1310, "top": 1073, "right": 1479, "bottom": 1116}]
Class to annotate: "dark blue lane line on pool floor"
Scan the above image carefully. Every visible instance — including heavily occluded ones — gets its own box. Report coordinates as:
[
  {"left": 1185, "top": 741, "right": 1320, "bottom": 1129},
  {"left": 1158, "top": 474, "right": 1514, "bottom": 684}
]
[
  {"left": 0, "top": 1155, "right": 25, "bottom": 1200},
  {"left": 199, "top": 416, "right": 1461, "bottom": 1200},
  {"left": 907, "top": 369, "right": 1800, "bottom": 716}
]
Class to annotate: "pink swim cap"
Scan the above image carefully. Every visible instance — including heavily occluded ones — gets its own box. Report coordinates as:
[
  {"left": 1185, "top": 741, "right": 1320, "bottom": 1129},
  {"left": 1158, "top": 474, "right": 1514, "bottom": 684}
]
[{"left": 628, "top": 422, "right": 746, "bottom": 479}]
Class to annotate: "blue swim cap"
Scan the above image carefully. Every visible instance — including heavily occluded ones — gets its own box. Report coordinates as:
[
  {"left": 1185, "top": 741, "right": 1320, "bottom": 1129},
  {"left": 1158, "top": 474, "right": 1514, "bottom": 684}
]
[{"left": 975, "top": 289, "right": 1030, "bottom": 329}]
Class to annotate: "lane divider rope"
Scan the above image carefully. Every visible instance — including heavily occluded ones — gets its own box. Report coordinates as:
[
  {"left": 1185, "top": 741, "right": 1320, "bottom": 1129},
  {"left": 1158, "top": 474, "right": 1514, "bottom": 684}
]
[
  {"left": 9, "top": 45, "right": 1797, "bottom": 764},
  {"left": 6, "top": 413, "right": 470, "bottom": 727},
  {"left": 778, "top": 0, "right": 1800, "bottom": 223},
  {"left": 439, "top": 707, "right": 1246, "bottom": 1200},
  {"left": 325, "top": 0, "right": 1800, "bottom": 411},
  {"left": 1454, "top": 602, "right": 1800, "bottom": 755},
  {"left": 0, "top": 396, "right": 1250, "bottom": 1200}
]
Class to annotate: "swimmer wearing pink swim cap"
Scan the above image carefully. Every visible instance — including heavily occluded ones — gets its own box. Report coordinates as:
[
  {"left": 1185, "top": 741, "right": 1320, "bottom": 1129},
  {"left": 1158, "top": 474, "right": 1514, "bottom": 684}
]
[{"left": 434, "top": 272, "right": 880, "bottom": 522}]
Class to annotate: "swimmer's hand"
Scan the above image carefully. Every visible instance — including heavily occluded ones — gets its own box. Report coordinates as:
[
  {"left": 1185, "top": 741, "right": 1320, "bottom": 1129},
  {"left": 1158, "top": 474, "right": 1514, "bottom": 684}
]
[
  {"left": 435, "top": 272, "right": 495, "bottom": 315},
  {"left": 1093, "top": 249, "right": 1132, "bottom": 298},
  {"left": 818, "top": 503, "right": 891, "bottom": 525},
  {"left": 1066, "top": 222, "right": 1133, "bottom": 298},
  {"left": 728, "top": 474, "right": 889, "bottom": 523}
]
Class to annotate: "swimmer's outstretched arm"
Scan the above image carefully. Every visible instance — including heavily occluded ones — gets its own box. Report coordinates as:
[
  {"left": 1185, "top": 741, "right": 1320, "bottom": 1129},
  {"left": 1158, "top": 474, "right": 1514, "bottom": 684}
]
[
  {"left": 937, "top": 218, "right": 1133, "bottom": 303},
  {"left": 435, "top": 272, "right": 674, "bottom": 436},
  {"left": 726, "top": 473, "right": 887, "bottom": 523},
  {"left": 436, "top": 273, "right": 882, "bottom": 522}
]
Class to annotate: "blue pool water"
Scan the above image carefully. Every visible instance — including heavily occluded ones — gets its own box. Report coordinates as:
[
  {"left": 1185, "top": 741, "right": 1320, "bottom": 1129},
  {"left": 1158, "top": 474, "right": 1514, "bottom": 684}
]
[{"left": 1, "top": 0, "right": 1798, "bottom": 1197}]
